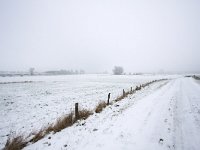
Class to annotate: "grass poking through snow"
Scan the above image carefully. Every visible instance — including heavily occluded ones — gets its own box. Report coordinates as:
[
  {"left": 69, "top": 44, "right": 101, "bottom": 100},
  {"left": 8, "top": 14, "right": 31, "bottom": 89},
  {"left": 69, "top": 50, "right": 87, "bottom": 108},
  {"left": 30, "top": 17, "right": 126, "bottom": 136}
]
[
  {"left": 51, "top": 113, "right": 73, "bottom": 133},
  {"left": 95, "top": 101, "right": 107, "bottom": 113},
  {"left": 78, "top": 109, "right": 93, "bottom": 120},
  {"left": 4, "top": 135, "right": 27, "bottom": 150}
]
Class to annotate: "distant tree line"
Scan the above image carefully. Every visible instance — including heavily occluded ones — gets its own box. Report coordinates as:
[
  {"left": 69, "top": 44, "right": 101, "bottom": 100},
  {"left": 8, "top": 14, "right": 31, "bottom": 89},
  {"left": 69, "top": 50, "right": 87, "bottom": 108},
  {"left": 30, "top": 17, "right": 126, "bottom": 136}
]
[{"left": 45, "top": 69, "right": 85, "bottom": 75}]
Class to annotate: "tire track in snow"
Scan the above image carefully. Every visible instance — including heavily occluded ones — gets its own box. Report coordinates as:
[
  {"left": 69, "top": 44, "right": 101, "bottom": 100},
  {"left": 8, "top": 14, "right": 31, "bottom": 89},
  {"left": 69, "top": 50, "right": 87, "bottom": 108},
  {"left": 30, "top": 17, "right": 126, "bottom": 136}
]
[
  {"left": 173, "top": 78, "right": 200, "bottom": 150},
  {"left": 129, "top": 79, "right": 178, "bottom": 150}
]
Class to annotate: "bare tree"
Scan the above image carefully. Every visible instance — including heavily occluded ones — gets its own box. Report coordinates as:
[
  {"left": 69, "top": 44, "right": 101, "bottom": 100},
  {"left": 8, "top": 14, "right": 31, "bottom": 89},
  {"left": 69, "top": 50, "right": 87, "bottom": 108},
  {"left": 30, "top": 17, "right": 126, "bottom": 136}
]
[{"left": 113, "top": 66, "right": 124, "bottom": 75}]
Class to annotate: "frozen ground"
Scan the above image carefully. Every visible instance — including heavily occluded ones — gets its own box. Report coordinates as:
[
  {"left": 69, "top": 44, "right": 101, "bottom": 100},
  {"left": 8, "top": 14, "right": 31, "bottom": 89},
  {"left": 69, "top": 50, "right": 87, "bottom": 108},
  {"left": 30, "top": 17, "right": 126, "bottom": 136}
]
[
  {"left": 23, "top": 77, "right": 200, "bottom": 150},
  {"left": 0, "top": 74, "right": 176, "bottom": 149}
]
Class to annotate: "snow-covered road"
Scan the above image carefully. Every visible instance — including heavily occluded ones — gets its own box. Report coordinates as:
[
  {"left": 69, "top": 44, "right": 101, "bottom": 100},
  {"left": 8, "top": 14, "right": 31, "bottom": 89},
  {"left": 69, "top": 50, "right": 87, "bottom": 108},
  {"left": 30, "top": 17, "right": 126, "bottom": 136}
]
[{"left": 24, "top": 77, "right": 200, "bottom": 150}]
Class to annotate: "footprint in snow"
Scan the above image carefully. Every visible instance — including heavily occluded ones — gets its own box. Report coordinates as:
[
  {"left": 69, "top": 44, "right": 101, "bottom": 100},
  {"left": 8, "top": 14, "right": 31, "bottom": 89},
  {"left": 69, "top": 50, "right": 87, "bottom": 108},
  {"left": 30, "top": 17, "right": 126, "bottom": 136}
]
[{"left": 159, "top": 138, "right": 164, "bottom": 144}]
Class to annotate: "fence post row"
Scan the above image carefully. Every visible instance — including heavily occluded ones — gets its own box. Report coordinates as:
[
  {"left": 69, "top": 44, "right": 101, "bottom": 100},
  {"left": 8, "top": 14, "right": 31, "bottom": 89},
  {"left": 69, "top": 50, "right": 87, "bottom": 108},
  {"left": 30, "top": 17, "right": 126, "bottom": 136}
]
[{"left": 74, "top": 82, "right": 153, "bottom": 120}]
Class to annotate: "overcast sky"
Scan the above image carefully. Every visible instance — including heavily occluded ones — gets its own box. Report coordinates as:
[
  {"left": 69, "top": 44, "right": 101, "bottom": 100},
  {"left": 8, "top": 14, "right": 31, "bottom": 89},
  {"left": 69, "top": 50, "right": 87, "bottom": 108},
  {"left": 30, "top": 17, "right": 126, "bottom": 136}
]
[{"left": 0, "top": 0, "right": 200, "bottom": 73}]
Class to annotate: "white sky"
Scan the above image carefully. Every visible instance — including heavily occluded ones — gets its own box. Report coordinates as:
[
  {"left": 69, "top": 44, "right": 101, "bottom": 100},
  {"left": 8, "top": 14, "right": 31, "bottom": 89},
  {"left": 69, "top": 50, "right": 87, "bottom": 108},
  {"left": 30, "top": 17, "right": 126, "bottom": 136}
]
[{"left": 0, "top": 0, "right": 200, "bottom": 73}]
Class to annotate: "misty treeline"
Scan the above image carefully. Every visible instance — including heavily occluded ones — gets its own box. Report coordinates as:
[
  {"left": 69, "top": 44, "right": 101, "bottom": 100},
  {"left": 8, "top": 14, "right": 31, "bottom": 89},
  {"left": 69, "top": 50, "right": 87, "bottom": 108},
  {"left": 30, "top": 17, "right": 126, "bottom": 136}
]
[{"left": 45, "top": 69, "right": 85, "bottom": 75}]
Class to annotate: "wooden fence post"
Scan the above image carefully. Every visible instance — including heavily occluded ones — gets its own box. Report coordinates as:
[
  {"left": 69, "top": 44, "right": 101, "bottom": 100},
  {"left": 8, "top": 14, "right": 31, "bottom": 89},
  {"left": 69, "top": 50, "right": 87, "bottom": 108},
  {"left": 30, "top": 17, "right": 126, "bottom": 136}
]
[
  {"left": 123, "top": 89, "right": 125, "bottom": 97},
  {"left": 107, "top": 93, "right": 111, "bottom": 105},
  {"left": 131, "top": 87, "right": 132, "bottom": 92},
  {"left": 75, "top": 103, "right": 79, "bottom": 120}
]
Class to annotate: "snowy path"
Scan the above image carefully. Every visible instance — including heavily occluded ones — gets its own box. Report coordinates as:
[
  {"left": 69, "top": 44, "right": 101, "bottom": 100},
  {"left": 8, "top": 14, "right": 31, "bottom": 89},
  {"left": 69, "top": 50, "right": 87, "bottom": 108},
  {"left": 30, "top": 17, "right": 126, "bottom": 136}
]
[{"left": 24, "top": 77, "right": 200, "bottom": 150}]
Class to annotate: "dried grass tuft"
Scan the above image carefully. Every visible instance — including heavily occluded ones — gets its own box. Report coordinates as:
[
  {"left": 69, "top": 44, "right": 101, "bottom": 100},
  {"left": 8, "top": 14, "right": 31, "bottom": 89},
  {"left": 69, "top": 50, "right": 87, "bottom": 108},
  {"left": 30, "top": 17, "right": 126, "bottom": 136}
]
[
  {"left": 4, "top": 135, "right": 27, "bottom": 150},
  {"left": 95, "top": 101, "right": 107, "bottom": 113},
  {"left": 30, "top": 129, "right": 45, "bottom": 143},
  {"left": 78, "top": 109, "right": 93, "bottom": 120},
  {"left": 51, "top": 113, "right": 73, "bottom": 133}
]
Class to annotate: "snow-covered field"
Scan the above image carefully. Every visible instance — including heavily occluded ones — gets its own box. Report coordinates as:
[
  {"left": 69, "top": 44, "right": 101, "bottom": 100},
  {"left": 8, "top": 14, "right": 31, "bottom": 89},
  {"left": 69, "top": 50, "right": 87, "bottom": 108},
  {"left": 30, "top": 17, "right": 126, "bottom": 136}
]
[
  {"left": 21, "top": 76, "right": 200, "bottom": 150},
  {"left": 0, "top": 74, "right": 178, "bottom": 149}
]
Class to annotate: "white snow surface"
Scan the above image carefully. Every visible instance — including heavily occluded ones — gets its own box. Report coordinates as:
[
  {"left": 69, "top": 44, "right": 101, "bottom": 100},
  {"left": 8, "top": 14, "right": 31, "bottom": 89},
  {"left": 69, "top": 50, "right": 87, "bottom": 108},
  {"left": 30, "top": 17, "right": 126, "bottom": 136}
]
[
  {"left": 22, "top": 77, "right": 200, "bottom": 150},
  {"left": 0, "top": 74, "right": 177, "bottom": 149}
]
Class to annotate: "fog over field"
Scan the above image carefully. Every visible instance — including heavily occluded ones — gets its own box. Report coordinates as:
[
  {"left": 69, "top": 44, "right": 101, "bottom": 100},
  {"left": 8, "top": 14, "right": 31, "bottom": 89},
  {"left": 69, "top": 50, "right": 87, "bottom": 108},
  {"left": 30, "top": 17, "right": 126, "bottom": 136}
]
[
  {"left": 0, "top": 1, "right": 200, "bottom": 150},
  {"left": 0, "top": 0, "right": 200, "bottom": 73}
]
